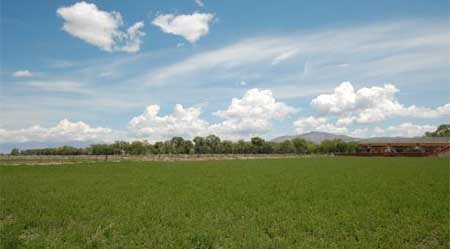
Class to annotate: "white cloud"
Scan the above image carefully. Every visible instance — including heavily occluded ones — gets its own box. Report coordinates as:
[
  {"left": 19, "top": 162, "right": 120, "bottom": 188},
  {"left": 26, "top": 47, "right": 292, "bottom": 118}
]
[
  {"left": 293, "top": 116, "right": 327, "bottom": 134},
  {"left": 13, "top": 70, "right": 33, "bottom": 77},
  {"left": 195, "top": 0, "right": 205, "bottom": 7},
  {"left": 311, "top": 82, "right": 359, "bottom": 114},
  {"left": 118, "top": 22, "right": 146, "bottom": 53},
  {"left": 314, "top": 124, "right": 348, "bottom": 134},
  {"left": 152, "top": 12, "right": 214, "bottom": 43},
  {"left": 144, "top": 37, "right": 297, "bottom": 85},
  {"left": 1, "top": 89, "right": 293, "bottom": 143},
  {"left": 399, "top": 103, "right": 450, "bottom": 119},
  {"left": 23, "top": 81, "right": 86, "bottom": 94},
  {"left": 271, "top": 48, "right": 299, "bottom": 65},
  {"left": 211, "top": 89, "right": 297, "bottom": 139},
  {"left": 128, "top": 104, "right": 210, "bottom": 141},
  {"left": 350, "top": 123, "right": 436, "bottom": 138},
  {"left": 293, "top": 117, "right": 436, "bottom": 138},
  {"left": 57, "top": 1, "right": 145, "bottom": 52},
  {"left": 311, "top": 82, "right": 450, "bottom": 124},
  {"left": 385, "top": 123, "right": 436, "bottom": 137},
  {"left": 140, "top": 19, "right": 448, "bottom": 90},
  {"left": 293, "top": 116, "right": 348, "bottom": 134},
  {"left": 128, "top": 88, "right": 296, "bottom": 141},
  {"left": 0, "top": 85, "right": 441, "bottom": 144},
  {"left": 3, "top": 19, "right": 448, "bottom": 144},
  {"left": 0, "top": 119, "right": 118, "bottom": 143}
]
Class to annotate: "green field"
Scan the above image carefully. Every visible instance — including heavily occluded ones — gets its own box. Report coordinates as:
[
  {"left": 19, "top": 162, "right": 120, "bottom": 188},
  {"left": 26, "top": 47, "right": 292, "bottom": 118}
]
[{"left": 1, "top": 157, "right": 448, "bottom": 248}]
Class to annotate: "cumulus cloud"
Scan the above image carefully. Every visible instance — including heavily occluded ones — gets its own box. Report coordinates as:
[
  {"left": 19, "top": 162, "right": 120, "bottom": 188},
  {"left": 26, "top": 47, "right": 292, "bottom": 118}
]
[
  {"left": 118, "top": 21, "right": 146, "bottom": 53},
  {"left": 293, "top": 116, "right": 436, "bottom": 138},
  {"left": 384, "top": 123, "right": 436, "bottom": 137},
  {"left": 128, "top": 88, "right": 296, "bottom": 141},
  {"left": 0, "top": 119, "right": 118, "bottom": 143},
  {"left": 293, "top": 116, "right": 348, "bottom": 134},
  {"left": 0, "top": 87, "right": 442, "bottom": 145},
  {"left": 128, "top": 104, "right": 210, "bottom": 141},
  {"left": 13, "top": 70, "right": 33, "bottom": 77},
  {"left": 293, "top": 116, "right": 327, "bottom": 134},
  {"left": 211, "top": 89, "right": 297, "bottom": 139},
  {"left": 298, "top": 82, "right": 448, "bottom": 136},
  {"left": 152, "top": 12, "right": 214, "bottom": 43},
  {"left": 57, "top": 1, "right": 145, "bottom": 52},
  {"left": 195, "top": 0, "right": 205, "bottom": 7},
  {"left": 1, "top": 88, "right": 293, "bottom": 143},
  {"left": 311, "top": 82, "right": 450, "bottom": 124},
  {"left": 349, "top": 123, "right": 436, "bottom": 138}
]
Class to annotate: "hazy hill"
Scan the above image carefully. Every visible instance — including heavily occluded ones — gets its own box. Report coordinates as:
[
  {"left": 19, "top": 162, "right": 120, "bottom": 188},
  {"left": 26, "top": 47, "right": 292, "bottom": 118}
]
[
  {"left": 0, "top": 141, "right": 94, "bottom": 154},
  {"left": 271, "top": 131, "right": 358, "bottom": 144},
  {"left": 272, "top": 132, "right": 450, "bottom": 144}
]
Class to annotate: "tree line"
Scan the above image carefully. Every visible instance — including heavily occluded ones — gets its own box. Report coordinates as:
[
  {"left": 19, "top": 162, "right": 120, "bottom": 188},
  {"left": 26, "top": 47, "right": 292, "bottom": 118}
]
[
  {"left": 425, "top": 124, "right": 450, "bottom": 137},
  {"left": 10, "top": 124, "right": 449, "bottom": 156},
  {"left": 11, "top": 135, "right": 359, "bottom": 156}
]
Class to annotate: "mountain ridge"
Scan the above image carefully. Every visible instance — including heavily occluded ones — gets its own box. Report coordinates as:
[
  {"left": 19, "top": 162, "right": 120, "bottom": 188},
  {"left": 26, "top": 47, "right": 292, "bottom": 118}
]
[
  {"left": 271, "top": 131, "right": 450, "bottom": 144},
  {"left": 271, "top": 131, "right": 358, "bottom": 144}
]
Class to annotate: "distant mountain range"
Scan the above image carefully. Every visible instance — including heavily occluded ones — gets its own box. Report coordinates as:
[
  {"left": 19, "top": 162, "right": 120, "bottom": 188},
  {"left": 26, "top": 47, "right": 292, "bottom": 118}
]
[
  {"left": 271, "top": 131, "right": 358, "bottom": 144},
  {"left": 0, "top": 141, "right": 95, "bottom": 154},
  {"left": 271, "top": 131, "right": 450, "bottom": 144}
]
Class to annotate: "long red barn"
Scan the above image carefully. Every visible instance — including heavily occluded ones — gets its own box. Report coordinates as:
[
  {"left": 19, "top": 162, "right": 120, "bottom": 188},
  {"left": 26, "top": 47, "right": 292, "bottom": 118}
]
[{"left": 339, "top": 137, "right": 450, "bottom": 157}]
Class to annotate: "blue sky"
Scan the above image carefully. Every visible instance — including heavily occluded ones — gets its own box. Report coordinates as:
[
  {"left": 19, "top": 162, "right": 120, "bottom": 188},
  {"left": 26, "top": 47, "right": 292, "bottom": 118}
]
[{"left": 1, "top": 0, "right": 449, "bottom": 145}]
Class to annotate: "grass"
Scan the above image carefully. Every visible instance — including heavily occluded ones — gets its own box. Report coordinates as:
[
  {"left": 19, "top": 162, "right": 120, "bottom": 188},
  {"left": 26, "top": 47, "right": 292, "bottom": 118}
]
[{"left": 0, "top": 157, "right": 448, "bottom": 248}]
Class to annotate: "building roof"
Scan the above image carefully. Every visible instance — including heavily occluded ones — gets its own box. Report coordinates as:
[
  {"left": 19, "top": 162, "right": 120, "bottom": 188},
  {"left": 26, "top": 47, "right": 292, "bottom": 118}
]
[{"left": 358, "top": 136, "right": 450, "bottom": 144}]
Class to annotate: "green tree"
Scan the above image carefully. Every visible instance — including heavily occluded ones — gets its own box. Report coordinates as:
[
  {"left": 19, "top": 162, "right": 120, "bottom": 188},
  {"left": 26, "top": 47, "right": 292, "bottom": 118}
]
[
  {"left": 205, "top": 135, "right": 222, "bottom": 153},
  {"left": 221, "top": 140, "right": 234, "bottom": 154},
  {"left": 276, "top": 140, "right": 296, "bottom": 154},
  {"left": 425, "top": 124, "right": 450, "bottom": 137},
  {"left": 193, "top": 136, "right": 208, "bottom": 154},
  {"left": 235, "top": 140, "right": 251, "bottom": 154},
  {"left": 10, "top": 148, "right": 20, "bottom": 155},
  {"left": 291, "top": 138, "right": 308, "bottom": 154},
  {"left": 170, "top": 137, "right": 186, "bottom": 154},
  {"left": 89, "top": 144, "right": 114, "bottom": 155},
  {"left": 250, "top": 137, "right": 265, "bottom": 154},
  {"left": 163, "top": 140, "right": 173, "bottom": 154},
  {"left": 112, "top": 141, "right": 130, "bottom": 155},
  {"left": 184, "top": 140, "right": 195, "bottom": 154},
  {"left": 317, "top": 139, "right": 339, "bottom": 154},
  {"left": 129, "top": 141, "right": 146, "bottom": 155}
]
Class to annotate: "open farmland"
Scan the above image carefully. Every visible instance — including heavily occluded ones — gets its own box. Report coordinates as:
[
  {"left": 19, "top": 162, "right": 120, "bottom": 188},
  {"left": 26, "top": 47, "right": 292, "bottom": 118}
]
[{"left": 1, "top": 157, "right": 448, "bottom": 248}]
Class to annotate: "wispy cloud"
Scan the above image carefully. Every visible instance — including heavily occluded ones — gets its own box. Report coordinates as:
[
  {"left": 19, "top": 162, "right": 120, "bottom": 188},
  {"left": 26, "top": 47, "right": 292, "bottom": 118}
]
[
  {"left": 144, "top": 37, "right": 295, "bottom": 85},
  {"left": 195, "top": 0, "right": 204, "bottom": 7},
  {"left": 141, "top": 19, "right": 448, "bottom": 93},
  {"left": 271, "top": 48, "right": 299, "bottom": 65},
  {"left": 13, "top": 70, "right": 33, "bottom": 77},
  {"left": 21, "top": 80, "right": 87, "bottom": 94}
]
